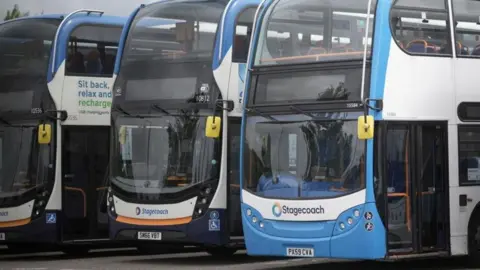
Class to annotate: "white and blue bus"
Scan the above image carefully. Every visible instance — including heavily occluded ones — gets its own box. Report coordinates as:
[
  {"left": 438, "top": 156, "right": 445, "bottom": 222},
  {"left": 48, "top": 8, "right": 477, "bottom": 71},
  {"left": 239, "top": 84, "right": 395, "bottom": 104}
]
[
  {"left": 0, "top": 11, "right": 125, "bottom": 253},
  {"left": 240, "top": 0, "right": 480, "bottom": 264},
  {"left": 107, "top": 0, "right": 260, "bottom": 256}
]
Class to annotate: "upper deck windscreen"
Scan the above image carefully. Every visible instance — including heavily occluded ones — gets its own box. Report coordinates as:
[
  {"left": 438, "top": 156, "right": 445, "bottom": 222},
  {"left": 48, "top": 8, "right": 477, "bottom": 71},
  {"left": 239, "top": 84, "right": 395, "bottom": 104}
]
[
  {"left": 0, "top": 18, "right": 60, "bottom": 112},
  {"left": 116, "top": 1, "right": 227, "bottom": 103},
  {"left": 253, "top": 0, "right": 376, "bottom": 66}
]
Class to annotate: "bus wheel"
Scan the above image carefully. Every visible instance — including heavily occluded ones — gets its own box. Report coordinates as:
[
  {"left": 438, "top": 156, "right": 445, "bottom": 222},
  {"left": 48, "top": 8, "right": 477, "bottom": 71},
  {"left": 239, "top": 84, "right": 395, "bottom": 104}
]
[
  {"left": 61, "top": 246, "right": 90, "bottom": 256},
  {"left": 136, "top": 245, "right": 166, "bottom": 254},
  {"left": 206, "top": 247, "right": 237, "bottom": 257},
  {"left": 467, "top": 217, "right": 480, "bottom": 266}
]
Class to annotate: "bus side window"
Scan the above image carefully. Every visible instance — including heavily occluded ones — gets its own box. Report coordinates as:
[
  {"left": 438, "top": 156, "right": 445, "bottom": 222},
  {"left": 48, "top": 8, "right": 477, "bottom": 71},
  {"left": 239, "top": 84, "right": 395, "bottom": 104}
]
[
  {"left": 390, "top": 0, "right": 451, "bottom": 56},
  {"left": 452, "top": 0, "right": 480, "bottom": 57},
  {"left": 232, "top": 7, "right": 256, "bottom": 63},
  {"left": 65, "top": 25, "right": 122, "bottom": 77}
]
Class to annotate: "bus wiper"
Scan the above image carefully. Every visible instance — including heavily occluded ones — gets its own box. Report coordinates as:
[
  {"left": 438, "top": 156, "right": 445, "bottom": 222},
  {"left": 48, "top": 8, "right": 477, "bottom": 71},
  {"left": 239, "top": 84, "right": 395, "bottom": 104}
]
[
  {"left": 0, "top": 116, "right": 12, "bottom": 127},
  {"left": 289, "top": 105, "right": 314, "bottom": 118},
  {"left": 112, "top": 105, "right": 131, "bottom": 116},
  {"left": 113, "top": 105, "right": 144, "bottom": 119},
  {"left": 246, "top": 108, "right": 278, "bottom": 122},
  {"left": 151, "top": 104, "right": 170, "bottom": 115}
]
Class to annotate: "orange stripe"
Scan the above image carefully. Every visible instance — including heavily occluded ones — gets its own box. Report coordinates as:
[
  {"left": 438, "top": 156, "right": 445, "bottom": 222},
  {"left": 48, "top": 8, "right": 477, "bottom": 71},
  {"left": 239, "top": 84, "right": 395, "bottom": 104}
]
[
  {"left": 116, "top": 215, "right": 192, "bottom": 226},
  {"left": 0, "top": 218, "right": 31, "bottom": 228}
]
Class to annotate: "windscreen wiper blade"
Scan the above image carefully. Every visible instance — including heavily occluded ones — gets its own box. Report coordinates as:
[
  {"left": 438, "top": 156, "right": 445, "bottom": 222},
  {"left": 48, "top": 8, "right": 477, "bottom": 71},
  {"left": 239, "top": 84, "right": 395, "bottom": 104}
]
[
  {"left": 246, "top": 108, "right": 278, "bottom": 122},
  {"left": 151, "top": 104, "right": 170, "bottom": 115},
  {"left": 112, "top": 105, "right": 131, "bottom": 116},
  {"left": 0, "top": 116, "right": 12, "bottom": 127},
  {"left": 289, "top": 105, "right": 314, "bottom": 118}
]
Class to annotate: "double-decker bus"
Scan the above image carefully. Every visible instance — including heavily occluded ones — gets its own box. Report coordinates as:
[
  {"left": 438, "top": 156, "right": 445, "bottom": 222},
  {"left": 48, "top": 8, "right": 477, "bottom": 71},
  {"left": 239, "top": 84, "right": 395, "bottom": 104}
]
[
  {"left": 0, "top": 11, "right": 125, "bottom": 254},
  {"left": 107, "top": 0, "right": 260, "bottom": 256},
  {"left": 240, "top": 0, "right": 480, "bottom": 264}
]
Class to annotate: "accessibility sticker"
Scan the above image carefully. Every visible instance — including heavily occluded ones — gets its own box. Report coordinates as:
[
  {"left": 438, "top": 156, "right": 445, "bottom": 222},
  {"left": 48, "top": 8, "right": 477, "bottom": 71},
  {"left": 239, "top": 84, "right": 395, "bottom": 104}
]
[
  {"left": 209, "top": 219, "right": 220, "bottom": 231},
  {"left": 46, "top": 213, "right": 56, "bottom": 224}
]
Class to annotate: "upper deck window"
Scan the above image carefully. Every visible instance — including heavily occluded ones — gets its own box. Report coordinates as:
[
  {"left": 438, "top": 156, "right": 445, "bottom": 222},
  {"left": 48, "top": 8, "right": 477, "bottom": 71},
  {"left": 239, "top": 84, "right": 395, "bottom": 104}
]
[
  {"left": 452, "top": 0, "right": 480, "bottom": 57},
  {"left": 254, "top": 0, "right": 376, "bottom": 66},
  {"left": 115, "top": 1, "right": 227, "bottom": 104},
  {"left": 66, "top": 25, "right": 122, "bottom": 77},
  {"left": 390, "top": 0, "right": 452, "bottom": 56},
  {"left": 0, "top": 18, "right": 60, "bottom": 112}
]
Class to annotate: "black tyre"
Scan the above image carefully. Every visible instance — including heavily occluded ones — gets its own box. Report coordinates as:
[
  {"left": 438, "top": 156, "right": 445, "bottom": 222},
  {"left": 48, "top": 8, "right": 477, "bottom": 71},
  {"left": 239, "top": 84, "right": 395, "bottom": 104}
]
[
  {"left": 61, "top": 246, "right": 90, "bottom": 256},
  {"left": 206, "top": 247, "right": 237, "bottom": 257},
  {"left": 466, "top": 217, "right": 480, "bottom": 266}
]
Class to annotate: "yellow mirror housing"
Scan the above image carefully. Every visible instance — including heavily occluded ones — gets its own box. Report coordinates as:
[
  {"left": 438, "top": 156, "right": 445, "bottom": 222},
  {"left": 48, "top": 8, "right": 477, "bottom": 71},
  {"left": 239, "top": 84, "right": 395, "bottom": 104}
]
[
  {"left": 357, "top": 115, "right": 374, "bottom": 140},
  {"left": 205, "top": 116, "right": 221, "bottom": 138},
  {"left": 38, "top": 124, "right": 52, "bottom": 144}
]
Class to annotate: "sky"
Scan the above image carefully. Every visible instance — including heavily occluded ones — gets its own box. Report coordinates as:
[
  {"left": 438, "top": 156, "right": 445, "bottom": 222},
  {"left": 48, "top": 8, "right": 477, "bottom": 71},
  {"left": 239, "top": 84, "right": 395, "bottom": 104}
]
[{"left": 0, "top": 0, "right": 154, "bottom": 19}]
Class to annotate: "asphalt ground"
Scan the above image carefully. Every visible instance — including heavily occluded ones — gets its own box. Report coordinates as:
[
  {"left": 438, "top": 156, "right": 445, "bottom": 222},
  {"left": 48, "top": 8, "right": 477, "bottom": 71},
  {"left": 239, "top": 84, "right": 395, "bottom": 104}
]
[{"left": 0, "top": 247, "right": 478, "bottom": 270}]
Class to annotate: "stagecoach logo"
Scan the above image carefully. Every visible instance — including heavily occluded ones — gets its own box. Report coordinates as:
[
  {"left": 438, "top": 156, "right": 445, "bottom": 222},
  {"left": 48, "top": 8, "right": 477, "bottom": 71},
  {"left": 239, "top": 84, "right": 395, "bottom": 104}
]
[
  {"left": 135, "top": 207, "right": 169, "bottom": 216},
  {"left": 272, "top": 202, "right": 325, "bottom": 218},
  {"left": 0, "top": 211, "right": 7, "bottom": 217},
  {"left": 272, "top": 202, "right": 282, "bottom": 217}
]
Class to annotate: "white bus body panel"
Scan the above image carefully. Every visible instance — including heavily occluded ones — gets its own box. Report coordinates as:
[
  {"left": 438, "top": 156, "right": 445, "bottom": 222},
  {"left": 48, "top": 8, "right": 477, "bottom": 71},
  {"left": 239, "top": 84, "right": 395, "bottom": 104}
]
[
  {"left": 242, "top": 190, "right": 366, "bottom": 222},
  {"left": 381, "top": 35, "right": 480, "bottom": 256},
  {"left": 113, "top": 196, "right": 197, "bottom": 220},
  {"left": 0, "top": 200, "right": 34, "bottom": 222}
]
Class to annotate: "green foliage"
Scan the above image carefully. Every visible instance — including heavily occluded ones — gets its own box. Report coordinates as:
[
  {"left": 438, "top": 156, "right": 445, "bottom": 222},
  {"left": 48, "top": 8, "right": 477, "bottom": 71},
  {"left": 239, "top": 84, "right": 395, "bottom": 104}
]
[{"left": 4, "top": 4, "right": 29, "bottom": 21}]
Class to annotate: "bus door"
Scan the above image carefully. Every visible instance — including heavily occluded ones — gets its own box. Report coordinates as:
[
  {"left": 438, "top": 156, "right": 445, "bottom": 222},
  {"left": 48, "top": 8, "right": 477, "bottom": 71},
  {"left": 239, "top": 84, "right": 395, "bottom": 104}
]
[
  {"left": 228, "top": 118, "right": 243, "bottom": 237},
  {"left": 384, "top": 123, "right": 448, "bottom": 254},
  {"left": 61, "top": 126, "right": 110, "bottom": 241}
]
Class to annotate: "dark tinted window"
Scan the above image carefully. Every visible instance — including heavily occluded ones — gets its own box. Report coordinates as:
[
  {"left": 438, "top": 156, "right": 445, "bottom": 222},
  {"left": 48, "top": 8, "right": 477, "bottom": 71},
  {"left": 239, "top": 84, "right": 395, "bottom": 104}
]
[
  {"left": 390, "top": 0, "right": 452, "bottom": 55},
  {"left": 458, "top": 125, "right": 480, "bottom": 185},
  {"left": 115, "top": 1, "right": 228, "bottom": 103},
  {"left": 0, "top": 18, "right": 60, "bottom": 112},
  {"left": 452, "top": 0, "right": 480, "bottom": 56},
  {"left": 254, "top": 0, "right": 376, "bottom": 66},
  {"left": 66, "top": 25, "right": 122, "bottom": 77},
  {"left": 233, "top": 8, "right": 256, "bottom": 63},
  {"left": 250, "top": 67, "right": 366, "bottom": 104}
]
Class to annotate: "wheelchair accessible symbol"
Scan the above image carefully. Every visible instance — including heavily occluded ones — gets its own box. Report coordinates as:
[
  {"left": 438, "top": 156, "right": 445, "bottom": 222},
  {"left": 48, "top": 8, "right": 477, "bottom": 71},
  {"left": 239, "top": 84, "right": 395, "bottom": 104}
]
[
  {"left": 46, "top": 213, "right": 56, "bottom": 224},
  {"left": 209, "top": 210, "right": 220, "bottom": 231}
]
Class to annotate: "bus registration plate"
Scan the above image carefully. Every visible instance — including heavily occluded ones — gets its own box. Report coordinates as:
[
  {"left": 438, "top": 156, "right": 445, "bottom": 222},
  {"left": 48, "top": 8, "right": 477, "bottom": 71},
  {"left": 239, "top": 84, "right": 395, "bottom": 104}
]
[
  {"left": 0, "top": 233, "right": 4, "bottom": 241},
  {"left": 137, "top": 232, "right": 161, "bottom": 241},
  {"left": 286, "top": 247, "right": 314, "bottom": 257}
]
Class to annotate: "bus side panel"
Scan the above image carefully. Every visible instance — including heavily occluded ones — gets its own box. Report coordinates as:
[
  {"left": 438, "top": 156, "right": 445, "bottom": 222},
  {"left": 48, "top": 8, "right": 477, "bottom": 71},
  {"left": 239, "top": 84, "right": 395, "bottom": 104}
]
[
  {"left": 330, "top": 202, "right": 386, "bottom": 259},
  {"left": 1, "top": 211, "right": 61, "bottom": 244}
]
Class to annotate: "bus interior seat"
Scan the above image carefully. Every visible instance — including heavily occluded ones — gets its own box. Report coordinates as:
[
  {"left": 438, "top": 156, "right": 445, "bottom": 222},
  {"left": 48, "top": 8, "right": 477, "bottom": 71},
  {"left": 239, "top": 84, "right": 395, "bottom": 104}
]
[
  {"left": 471, "top": 45, "right": 480, "bottom": 55},
  {"left": 102, "top": 53, "right": 115, "bottom": 75},
  {"left": 406, "top": 40, "right": 428, "bottom": 53},
  {"left": 85, "top": 50, "right": 102, "bottom": 74},
  {"left": 68, "top": 52, "right": 85, "bottom": 73}
]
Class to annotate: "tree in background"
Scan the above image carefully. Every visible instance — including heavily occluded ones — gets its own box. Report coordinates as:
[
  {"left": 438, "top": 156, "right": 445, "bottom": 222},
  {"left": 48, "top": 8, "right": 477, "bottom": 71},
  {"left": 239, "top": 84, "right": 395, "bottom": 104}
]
[{"left": 4, "top": 4, "right": 30, "bottom": 21}]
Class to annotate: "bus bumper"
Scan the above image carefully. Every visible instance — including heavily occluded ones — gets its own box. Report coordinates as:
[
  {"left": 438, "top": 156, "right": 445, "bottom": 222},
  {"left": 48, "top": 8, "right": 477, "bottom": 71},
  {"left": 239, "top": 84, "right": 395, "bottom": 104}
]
[
  {"left": 109, "top": 208, "right": 227, "bottom": 246},
  {"left": 0, "top": 211, "right": 59, "bottom": 245},
  {"left": 242, "top": 202, "right": 386, "bottom": 259}
]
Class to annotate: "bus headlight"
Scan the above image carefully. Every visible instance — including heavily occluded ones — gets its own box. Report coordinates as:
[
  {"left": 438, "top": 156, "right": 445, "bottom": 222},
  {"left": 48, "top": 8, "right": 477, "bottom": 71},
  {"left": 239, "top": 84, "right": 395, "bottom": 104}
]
[
  {"left": 193, "top": 184, "right": 217, "bottom": 219},
  {"left": 31, "top": 190, "right": 49, "bottom": 220},
  {"left": 107, "top": 192, "right": 117, "bottom": 218}
]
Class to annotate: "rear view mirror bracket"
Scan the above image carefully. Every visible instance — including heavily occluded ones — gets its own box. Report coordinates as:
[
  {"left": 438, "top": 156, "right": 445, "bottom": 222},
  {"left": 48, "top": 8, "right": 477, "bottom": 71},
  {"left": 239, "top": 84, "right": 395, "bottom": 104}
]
[{"left": 362, "top": 98, "right": 383, "bottom": 126}]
